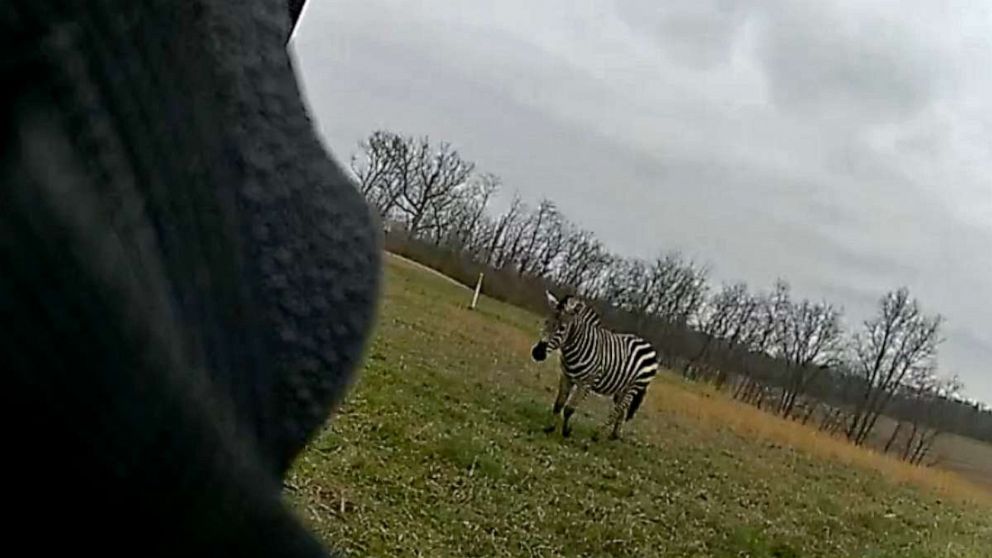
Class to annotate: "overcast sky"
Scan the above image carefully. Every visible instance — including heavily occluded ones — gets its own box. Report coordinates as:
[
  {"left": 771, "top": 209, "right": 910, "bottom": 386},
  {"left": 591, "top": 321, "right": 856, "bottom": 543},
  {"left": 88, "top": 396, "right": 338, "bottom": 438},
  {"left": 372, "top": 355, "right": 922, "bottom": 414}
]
[{"left": 291, "top": 1, "right": 992, "bottom": 404}]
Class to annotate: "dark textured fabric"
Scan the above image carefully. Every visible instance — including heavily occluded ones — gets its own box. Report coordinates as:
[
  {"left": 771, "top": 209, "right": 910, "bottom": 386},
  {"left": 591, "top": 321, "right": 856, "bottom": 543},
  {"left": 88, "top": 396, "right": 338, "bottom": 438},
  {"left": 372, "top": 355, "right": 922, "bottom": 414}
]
[
  {"left": 289, "top": 0, "right": 308, "bottom": 33},
  {"left": 2, "top": 1, "right": 378, "bottom": 555}
]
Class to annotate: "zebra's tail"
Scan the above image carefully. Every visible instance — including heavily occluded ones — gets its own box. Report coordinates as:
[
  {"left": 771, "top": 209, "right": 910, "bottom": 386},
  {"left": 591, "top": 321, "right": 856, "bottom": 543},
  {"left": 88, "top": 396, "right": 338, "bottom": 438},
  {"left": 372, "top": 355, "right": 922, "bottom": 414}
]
[{"left": 626, "top": 385, "right": 648, "bottom": 421}]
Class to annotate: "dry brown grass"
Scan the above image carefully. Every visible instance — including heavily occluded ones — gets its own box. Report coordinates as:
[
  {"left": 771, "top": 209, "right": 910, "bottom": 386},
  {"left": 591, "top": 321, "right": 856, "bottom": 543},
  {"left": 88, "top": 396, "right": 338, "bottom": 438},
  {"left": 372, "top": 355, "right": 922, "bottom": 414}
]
[
  {"left": 644, "top": 375, "right": 992, "bottom": 506},
  {"left": 867, "top": 415, "right": 992, "bottom": 490}
]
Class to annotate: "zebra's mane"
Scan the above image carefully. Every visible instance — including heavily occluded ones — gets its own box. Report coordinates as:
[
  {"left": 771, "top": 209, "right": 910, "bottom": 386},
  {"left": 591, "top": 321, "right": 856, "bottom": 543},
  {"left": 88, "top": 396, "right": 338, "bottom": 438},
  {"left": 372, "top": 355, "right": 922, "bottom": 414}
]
[{"left": 557, "top": 295, "right": 601, "bottom": 326}]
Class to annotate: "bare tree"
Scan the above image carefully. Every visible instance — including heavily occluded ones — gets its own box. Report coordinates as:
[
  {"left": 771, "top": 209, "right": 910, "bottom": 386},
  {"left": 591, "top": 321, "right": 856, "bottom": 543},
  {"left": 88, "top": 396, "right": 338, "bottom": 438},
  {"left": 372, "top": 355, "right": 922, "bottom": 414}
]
[
  {"left": 552, "top": 226, "right": 610, "bottom": 294},
  {"left": 604, "top": 257, "right": 649, "bottom": 314},
  {"left": 430, "top": 173, "right": 499, "bottom": 249},
  {"left": 721, "top": 279, "right": 791, "bottom": 388},
  {"left": 750, "top": 279, "right": 792, "bottom": 356},
  {"left": 532, "top": 211, "right": 568, "bottom": 279},
  {"left": 816, "top": 369, "right": 860, "bottom": 435},
  {"left": 774, "top": 299, "right": 844, "bottom": 418},
  {"left": 350, "top": 130, "right": 411, "bottom": 217},
  {"left": 483, "top": 193, "right": 524, "bottom": 268},
  {"left": 691, "top": 282, "right": 760, "bottom": 385},
  {"left": 602, "top": 252, "right": 709, "bottom": 326},
  {"left": 583, "top": 253, "right": 624, "bottom": 301},
  {"left": 492, "top": 198, "right": 537, "bottom": 271},
  {"left": 516, "top": 199, "right": 560, "bottom": 277},
  {"left": 819, "top": 403, "right": 852, "bottom": 436},
  {"left": 884, "top": 368, "right": 962, "bottom": 465},
  {"left": 394, "top": 138, "right": 475, "bottom": 237},
  {"left": 650, "top": 253, "right": 710, "bottom": 326},
  {"left": 462, "top": 173, "right": 500, "bottom": 251},
  {"left": 609, "top": 258, "right": 644, "bottom": 311},
  {"left": 845, "top": 288, "right": 943, "bottom": 445},
  {"left": 698, "top": 283, "right": 749, "bottom": 338}
]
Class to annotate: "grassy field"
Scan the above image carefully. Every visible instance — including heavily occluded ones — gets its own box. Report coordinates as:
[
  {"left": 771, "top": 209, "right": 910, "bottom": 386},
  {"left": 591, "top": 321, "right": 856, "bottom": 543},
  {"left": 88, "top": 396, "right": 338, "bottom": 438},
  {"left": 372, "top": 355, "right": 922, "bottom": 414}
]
[{"left": 287, "top": 255, "right": 991, "bottom": 557}]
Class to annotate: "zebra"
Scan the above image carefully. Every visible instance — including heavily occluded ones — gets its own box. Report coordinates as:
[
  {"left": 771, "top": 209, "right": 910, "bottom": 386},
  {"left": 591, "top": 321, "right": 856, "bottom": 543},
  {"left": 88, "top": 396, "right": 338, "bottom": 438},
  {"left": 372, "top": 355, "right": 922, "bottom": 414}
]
[{"left": 530, "top": 291, "right": 659, "bottom": 440}]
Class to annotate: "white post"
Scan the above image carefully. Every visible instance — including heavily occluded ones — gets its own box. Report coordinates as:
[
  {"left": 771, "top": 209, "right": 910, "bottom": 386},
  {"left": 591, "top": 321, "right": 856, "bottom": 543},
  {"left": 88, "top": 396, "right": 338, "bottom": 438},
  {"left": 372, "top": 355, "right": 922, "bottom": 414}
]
[{"left": 470, "top": 272, "right": 484, "bottom": 309}]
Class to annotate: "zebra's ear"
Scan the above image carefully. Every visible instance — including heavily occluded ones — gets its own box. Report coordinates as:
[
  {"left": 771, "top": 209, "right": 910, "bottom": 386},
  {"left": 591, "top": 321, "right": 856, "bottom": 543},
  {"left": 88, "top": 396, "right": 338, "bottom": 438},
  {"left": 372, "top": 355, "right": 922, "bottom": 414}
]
[{"left": 545, "top": 290, "right": 559, "bottom": 309}]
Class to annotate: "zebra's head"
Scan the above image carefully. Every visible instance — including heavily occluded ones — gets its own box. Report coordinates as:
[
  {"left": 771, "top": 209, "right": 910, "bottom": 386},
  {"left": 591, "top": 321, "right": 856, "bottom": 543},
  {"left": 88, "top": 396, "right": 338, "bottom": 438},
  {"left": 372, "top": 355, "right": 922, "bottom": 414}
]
[{"left": 531, "top": 291, "right": 583, "bottom": 362}]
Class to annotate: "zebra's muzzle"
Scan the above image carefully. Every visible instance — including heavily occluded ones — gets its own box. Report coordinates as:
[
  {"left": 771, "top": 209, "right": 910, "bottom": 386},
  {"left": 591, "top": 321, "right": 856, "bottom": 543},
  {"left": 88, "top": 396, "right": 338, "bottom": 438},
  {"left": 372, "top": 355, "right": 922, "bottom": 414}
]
[{"left": 531, "top": 342, "right": 548, "bottom": 362}]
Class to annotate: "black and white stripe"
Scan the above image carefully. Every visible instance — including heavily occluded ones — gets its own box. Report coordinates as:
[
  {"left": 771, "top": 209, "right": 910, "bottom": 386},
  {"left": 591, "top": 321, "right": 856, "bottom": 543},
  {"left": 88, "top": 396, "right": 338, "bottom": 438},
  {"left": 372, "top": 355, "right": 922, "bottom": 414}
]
[{"left": 531, "top": 292, "right": 659, "bottom": 439}]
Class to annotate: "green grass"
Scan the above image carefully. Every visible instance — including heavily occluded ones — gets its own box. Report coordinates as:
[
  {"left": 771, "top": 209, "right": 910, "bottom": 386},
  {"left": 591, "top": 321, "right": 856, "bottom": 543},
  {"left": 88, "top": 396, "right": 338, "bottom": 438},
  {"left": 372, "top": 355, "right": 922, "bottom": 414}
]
[{"left": 287, "top": 255, "right": 991, "bottom": 557}]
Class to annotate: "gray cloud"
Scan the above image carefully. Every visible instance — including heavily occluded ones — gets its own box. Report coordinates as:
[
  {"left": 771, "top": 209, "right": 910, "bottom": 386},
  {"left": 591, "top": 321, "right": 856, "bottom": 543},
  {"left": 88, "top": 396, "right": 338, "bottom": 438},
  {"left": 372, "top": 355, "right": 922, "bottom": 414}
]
[
  {"left": 615, "top": 0, "right": 752, "bottom": 69},
  {"left": 756, "top": 3, "right": 941, "bottom": 123},
  {"left": 291, "top": 0, "right": 992, "bottom": 403}
]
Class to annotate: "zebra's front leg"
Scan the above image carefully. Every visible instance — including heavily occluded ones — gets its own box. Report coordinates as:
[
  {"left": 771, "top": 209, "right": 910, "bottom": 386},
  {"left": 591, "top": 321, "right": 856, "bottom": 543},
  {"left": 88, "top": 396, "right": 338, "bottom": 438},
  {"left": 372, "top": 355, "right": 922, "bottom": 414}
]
[
  {"left": 561, "top": 384, "right": 589, "bottom": 438},
  {"left": 544, "top": 374, "right": 574, "bottom": 433}
]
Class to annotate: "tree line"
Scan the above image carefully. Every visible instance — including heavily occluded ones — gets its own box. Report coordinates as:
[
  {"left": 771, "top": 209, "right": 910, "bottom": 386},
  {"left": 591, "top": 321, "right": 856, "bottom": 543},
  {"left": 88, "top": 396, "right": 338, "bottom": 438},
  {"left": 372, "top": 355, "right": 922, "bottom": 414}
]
[{"left": 351, "top": 130, "right": 992, "bottom": 463}]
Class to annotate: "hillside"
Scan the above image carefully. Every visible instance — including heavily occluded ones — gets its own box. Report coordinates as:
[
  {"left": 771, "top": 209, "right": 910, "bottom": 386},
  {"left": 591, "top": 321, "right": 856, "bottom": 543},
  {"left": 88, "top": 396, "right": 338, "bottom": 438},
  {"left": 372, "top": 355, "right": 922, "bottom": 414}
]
[{"left": 287, "top": 255, "right": 991, "bottom": 557}]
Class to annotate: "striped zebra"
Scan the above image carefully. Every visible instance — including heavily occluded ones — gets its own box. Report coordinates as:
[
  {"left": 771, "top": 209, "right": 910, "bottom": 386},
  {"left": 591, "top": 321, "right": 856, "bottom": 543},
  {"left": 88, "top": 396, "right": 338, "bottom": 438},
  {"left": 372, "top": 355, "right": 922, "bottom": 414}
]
[{"left": 530, "top": 292, "right": 659, "bottom": 440}]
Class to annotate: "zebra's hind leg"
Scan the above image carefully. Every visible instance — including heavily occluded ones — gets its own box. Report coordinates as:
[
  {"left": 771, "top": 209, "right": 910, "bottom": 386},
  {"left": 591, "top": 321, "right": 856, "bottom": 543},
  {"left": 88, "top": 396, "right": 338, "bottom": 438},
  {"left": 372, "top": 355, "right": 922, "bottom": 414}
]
[
  {"left": 601, "top": 389, "right": 637, "bottom": 441},
  {"left": 544, "top": 374, "right": 573, "bottom": 433}
]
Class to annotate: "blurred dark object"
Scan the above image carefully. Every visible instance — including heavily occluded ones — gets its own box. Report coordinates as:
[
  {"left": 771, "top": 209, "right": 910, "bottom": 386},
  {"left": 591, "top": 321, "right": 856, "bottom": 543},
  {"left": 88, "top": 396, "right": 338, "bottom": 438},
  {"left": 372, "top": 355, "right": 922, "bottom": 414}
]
[
  {"left": 289, "top": 0, "right": 308, "bottom": 34},
  {"left": 2, "top": 1, "right": 379, "bottom": 556}
]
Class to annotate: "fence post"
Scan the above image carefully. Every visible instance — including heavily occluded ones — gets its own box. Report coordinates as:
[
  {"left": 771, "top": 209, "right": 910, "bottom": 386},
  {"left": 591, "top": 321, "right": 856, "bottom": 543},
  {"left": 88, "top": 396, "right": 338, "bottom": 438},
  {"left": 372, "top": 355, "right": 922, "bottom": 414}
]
[{"left": 470, "top": 272, "right": 484, "bottom": 310}]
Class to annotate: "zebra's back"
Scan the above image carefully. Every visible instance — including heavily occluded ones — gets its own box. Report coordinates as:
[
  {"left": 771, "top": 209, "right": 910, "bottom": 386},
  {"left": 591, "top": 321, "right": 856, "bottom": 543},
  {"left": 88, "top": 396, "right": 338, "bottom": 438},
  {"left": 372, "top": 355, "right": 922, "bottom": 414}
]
[{"left": 562, "top": 330, "right": 659, "bottom": 397}]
